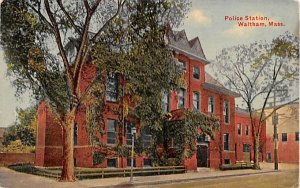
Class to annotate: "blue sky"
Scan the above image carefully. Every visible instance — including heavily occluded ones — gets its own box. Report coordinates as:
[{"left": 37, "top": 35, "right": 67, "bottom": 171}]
[{"left": 0, "top": 0, "right": 299, "bottom": 127}]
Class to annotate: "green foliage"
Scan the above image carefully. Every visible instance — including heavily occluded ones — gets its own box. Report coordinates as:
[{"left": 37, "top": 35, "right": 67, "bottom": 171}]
[
  {"left": 3, "top": 106, "right": 37, "bottom": 147},
  {"left": 92, "top": 150, "right": 105, "bottom": 166},
  {"left": 153, "top": 110, "right": 219, "bottom": 165},
  {"left": 0, "top": 140, "right": 35, "bottom": 153}
]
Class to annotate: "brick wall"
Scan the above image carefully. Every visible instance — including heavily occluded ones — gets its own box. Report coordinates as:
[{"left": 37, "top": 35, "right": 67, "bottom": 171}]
[{"left": 0, "top": 153, "right": 35, "bottom": 166}]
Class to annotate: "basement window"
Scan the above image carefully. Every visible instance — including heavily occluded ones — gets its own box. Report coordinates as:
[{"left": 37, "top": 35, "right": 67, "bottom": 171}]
[
  {"left": 107, "top": 158, "right": 117, "bottom": 168},
  {"left": 224, "top": 159, "right": 230, "bottom": 164},
  {"left": 295, "top": 132, "right": 299, "bottom": 141},
  {"left": 143, "top": 159, "right": 152, "bottom": 167}
]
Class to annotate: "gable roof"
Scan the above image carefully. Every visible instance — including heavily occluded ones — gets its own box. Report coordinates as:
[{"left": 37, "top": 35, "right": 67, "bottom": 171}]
[{"left": 166, "top": 30, "right": 209, "bottom": 64}]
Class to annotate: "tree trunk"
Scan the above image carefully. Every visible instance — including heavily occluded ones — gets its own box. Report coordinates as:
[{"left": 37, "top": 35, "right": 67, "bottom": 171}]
[
  {"left": 60, "top": 108, "right": 76, "bottom": 181},
  {"left": 253, "top": 136, "right": 261, "bottom": 169}
]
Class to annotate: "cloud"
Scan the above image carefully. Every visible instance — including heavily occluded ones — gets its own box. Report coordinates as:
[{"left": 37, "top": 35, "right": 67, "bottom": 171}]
[
  {"left": 224, "top": 25, "right": 255, "bottom": 37},
  {"left": 186, "top": 9, "right": 211, "bottom": 26}
]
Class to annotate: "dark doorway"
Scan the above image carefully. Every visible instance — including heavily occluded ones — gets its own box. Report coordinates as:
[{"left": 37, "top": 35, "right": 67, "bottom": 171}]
[{"left": 197, "top": 145, "right": 208, "bottom": 167}]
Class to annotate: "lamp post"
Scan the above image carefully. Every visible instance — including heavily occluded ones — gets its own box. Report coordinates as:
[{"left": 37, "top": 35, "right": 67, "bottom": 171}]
[{"left": 130, "top": 127, "right": 136, "bottom": 183}]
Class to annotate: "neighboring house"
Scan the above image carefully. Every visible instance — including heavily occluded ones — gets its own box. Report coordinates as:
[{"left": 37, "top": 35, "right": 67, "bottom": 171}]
[
  {"left": 265, "top": 103, "right": 299, "bottom": 163},
  {"left": 35, "top": 30, "right": 260, "bottom": 170},
  {"left": 235, "top": 107, "right": 266, "bottom": 163}
]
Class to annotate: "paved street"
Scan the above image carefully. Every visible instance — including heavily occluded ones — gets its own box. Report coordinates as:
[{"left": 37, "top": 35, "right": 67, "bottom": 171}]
[
  {"left": 0, "top": 163, "right": 298, "bottom": 188},
  {"left": 153, "top": 170, "right": 299, "bottom": 188}
]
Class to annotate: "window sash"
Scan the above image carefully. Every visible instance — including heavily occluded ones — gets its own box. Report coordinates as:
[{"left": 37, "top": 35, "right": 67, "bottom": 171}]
[
  {"left": 107, "top": 158, "right": 117, "bottom": 168},
  {"left": 176, "top": 60, "right": 186, "bottom": 72},
  {"left": 106, "top": 75, "right": 118, "bottom": 102},
  {"left": 223, "top": 134, "right": 229, "bottom": 150},
  {"left": 208, "top": 97, "right": 214, "bottom": 113},
  {"left": 193, "top": 66, "right": 200, "bottom": 79},
  {"left": 193, "top": 92, "right": 200, "bottom": 110},
  {"left": 107, "top": 120, "right": 117, "bottom": 144},
  {"left": 74, "top": 122, "right": 78, "bottom": 145},
  {"left": 237, "top": 124, "right": 241, "bottom": 135},
  {"left": 178, "top": 89, "right": 185, "bottom": 108},
  {"left": 282, "top": 133, "right": 287, "bottom": 142},
  {"left": 142, "top": 127, "right": 152, "bottom": 147},
  {"left": 245, "top": 125, "right": 249, "bottom": 136},
  {"left": 224, "top": 101, "right": 229, "bottom": 123}
]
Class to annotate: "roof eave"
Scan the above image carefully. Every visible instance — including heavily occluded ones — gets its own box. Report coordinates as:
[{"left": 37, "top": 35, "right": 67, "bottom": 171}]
[
  {"left": 202, "top": 83, "right": 241, "bottom": 97},
  {"left": 168, "top": 44, "right": 210, "bottom": 65}
]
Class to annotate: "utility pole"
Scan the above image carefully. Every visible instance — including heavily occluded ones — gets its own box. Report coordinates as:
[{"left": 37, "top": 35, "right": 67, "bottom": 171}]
[{"left": 272, "top": 87, "right": 279, "bottom": 170}]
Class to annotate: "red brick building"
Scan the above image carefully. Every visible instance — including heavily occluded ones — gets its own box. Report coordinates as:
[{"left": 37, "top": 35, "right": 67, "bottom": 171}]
[
  {"left": 265, "top": 103, "right": 299, "bottom": 163},
  {"left": 235, "top": 108, "right": 266, "bottom": 163},
  {"left": 35, "top": 30, "right": 263, "bottom": 170}
]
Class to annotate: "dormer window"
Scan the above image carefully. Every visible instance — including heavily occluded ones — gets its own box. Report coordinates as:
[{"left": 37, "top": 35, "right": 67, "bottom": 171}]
[{"left": 193, "top": 66, "right": 200, "bottom": 79}]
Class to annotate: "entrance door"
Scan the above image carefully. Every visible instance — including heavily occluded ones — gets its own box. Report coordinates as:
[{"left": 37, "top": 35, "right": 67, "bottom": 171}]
[
  {"left": 243, "top": 144, "right": 251, "bottom": 162},
  {"left": 197, "top": 145, "right": 208, "bottom": 167}
]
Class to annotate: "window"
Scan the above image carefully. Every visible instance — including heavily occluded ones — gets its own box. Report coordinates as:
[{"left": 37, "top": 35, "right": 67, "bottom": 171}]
[
  {"left": 296, "top": 132, "right": 299, "bottom": 141},
  {"left": 142, "top": 127, "right": 152, "bottom": 147},
  {"left": 223, "top": 101, "right": 230, "bottom": 123},
  {"left": 74, "top": 122, "right": 78, "bottom": 145},
  {"left": 127, "top": 158, "right": 136, "bottom": 167},
  {"left": 243, "top": 144, "right": 250, "bottom": 152},
  {"left": 143, "top": 159, "right": 152, "bottom": 167},
  {"left": 107, "top": 158, "right": 117, "bottom": 168},
  {"left": 245, "top": 125, "right": 249, "bottom": 136},
  {"left": 178, "top": 88, "right": 185, "bottom": 108},
  {"left": 93, "top": 150, "right": 102, "bottom": 166},
  {"left": 126, "top": 122, "right": 135, "bottom": 145},
  {"left": 282, "top": 133, "right": 287, "bottom": 142},
  {"left": 162, "top": 92, "right": 170, "bottom": 112},
  {"left": 208, "top": 96, "right": 214, "bottom": 113},
  {"left": 237, "top": 123, "right": 241, "bottom": 135},
  {"left": 197, "top": 134, "right": 206, "bottom": 143},
  {"left": 193, "top": 92, "right": 200, "bottom": 111},
  {"left": 106, "top": 74, "right": 118, "bottom": 102},
  {"left": 107, "top": 119, "right": 117, "bottom": 144},
  {"left": 193, "top": 66, "right": 200, "bottom": 79},
  {"left": 223, "top": 133, "right": 229, "bottom": 151},
  {"left": 224, "top": 159, "right": 230, "bottom": 164},
  {"left": 266, "top": 152, "right": 272, "bottom": 161},
  {"left": 176, "top": 60, "right": 186, "bottom": 72}
]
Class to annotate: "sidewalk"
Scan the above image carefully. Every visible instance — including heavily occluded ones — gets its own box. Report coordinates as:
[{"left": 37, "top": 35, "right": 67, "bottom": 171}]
[
  {"left": 0, "top": 163, "right": 297, "bottom": 188},
  {"left": 86, "top": 168, "right": 276, "bottom": 188}
]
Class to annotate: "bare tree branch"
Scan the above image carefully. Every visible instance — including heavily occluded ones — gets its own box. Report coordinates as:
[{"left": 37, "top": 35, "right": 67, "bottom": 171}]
[
  {"left": 56, "top": 0, "right": 82, "bottom": 35},
  {"left": 44, "top": 0, "right": 74, "bottom": 97}
]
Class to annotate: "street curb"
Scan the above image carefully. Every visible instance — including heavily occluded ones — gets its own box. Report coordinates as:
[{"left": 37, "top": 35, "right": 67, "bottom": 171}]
[{"left": 90, "top": 170, "right": 278, "bottom": 188}]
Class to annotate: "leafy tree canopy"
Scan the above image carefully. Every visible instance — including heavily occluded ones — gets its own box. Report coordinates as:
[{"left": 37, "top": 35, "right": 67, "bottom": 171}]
[{"left": 3, "top": 106, "right": 37, "bottom": 147}]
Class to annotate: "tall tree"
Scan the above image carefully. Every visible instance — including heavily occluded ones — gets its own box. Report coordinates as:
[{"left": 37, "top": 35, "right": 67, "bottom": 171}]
[
  {"left": 1, "top": 0, "right": 190, "bottom": 181},
  {"left": 213, "top": 32, "right": 299, "bottom": 169}
]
